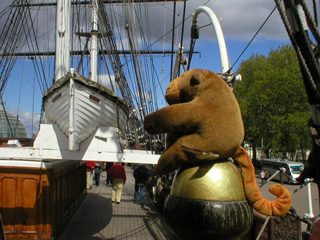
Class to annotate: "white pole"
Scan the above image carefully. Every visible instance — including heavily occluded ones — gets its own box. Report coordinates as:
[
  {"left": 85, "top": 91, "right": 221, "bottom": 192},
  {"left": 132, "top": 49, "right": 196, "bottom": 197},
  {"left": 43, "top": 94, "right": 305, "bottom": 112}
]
[
  {"left": 90, "top": 0, "right": 99, "bottom": 82},
  {"left": 68, "top": 68, "right": 79, "bottom": 151},
  {"left": 55, "top": 0, "right": 71, "bottom": 80},
  {"left": 305, "top": 178, "right": 314, "bottom": 218},
  {"left": 192, "top": 6, "right": 230, "bottom": 74}
]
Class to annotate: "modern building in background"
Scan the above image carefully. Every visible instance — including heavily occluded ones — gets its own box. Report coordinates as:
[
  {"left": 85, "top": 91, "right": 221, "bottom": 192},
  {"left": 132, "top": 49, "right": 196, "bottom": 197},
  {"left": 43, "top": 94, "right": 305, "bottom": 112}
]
[{"left": 0, "top": 99, "right": 32, "bottom": 146}]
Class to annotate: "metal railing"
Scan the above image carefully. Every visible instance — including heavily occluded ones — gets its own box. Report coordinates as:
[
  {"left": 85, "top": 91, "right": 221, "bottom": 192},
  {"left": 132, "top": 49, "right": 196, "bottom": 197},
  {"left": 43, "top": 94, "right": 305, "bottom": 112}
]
[{"left": 255, "top": 169, "right": 314, "bottom": 240}]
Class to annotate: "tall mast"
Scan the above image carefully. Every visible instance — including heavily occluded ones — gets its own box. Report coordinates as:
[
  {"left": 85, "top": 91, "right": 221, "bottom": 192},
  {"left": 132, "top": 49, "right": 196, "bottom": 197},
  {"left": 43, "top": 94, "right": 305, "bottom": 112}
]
[
  {"left": 90, "top": 0, "right": 99, "bottom": 82},
  {"left": 55, "top": 0, "right": 71, "bottom": 80}
]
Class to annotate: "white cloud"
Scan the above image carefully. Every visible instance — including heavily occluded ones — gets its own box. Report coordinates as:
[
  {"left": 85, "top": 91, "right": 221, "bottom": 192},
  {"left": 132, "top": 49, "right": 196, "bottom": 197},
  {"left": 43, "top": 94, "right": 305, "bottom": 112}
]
[
  {"left": 0, "top": 0, "right": 292, "bottom": 53},
  {"left": 98, "top": 73, "right": 116, "bottom": 89},
  {"left": 179, "top": 0, "right": 288, "bottom": 41},
  {"left": 115, "top": 0, "right": 291, "bottom": 49}
]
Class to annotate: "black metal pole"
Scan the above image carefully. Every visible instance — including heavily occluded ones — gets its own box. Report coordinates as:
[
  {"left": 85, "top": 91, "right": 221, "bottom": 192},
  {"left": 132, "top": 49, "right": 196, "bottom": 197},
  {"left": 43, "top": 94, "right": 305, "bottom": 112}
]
[{"left": 170, "top": 0, "right": 177, "bottom": 82}]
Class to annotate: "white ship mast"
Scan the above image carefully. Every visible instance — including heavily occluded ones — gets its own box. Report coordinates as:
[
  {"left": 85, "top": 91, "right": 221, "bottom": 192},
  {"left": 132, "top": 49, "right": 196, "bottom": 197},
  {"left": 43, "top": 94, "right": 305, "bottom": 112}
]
[
  {"left": 90, "top": 0, "right": 99, "bottom": 82},
  {"left": 55, "top": 0, "right": 71, "bottom": 80},
  {"left": 55, "top": 0, "right": 98, "bottom": 82}
]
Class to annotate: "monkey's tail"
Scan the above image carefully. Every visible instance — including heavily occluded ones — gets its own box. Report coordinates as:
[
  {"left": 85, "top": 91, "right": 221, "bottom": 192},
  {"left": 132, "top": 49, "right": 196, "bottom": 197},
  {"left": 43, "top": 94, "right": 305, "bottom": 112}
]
[{"left": 233, "top": 146, "right": 292, "bottom": 216}]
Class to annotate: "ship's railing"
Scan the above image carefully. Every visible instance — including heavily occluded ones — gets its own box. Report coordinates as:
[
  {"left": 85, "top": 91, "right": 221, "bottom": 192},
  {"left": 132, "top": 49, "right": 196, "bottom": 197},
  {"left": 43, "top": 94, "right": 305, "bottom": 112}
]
[{"left": 256, "top": 170, "right": 314, "bottom": 240}]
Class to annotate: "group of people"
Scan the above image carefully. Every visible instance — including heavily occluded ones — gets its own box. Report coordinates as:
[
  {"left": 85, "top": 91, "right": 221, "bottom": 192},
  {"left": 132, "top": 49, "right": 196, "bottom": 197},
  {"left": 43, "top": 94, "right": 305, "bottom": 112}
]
[
  {"left": 86, "top": 161, "right": 102, "bottom": 189},
  {"left": 85, "top": 162, "right": 320, "bottom": 240},
  {"left": 86, "top": 161, "right": 150, "bottom": 206}
]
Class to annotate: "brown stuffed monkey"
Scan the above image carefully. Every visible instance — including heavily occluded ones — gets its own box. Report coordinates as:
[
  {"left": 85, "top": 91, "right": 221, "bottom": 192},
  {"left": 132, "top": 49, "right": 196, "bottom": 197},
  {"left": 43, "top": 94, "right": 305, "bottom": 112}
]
[{"left": 144, "top": 68, "right": 292, "bottom": 216}]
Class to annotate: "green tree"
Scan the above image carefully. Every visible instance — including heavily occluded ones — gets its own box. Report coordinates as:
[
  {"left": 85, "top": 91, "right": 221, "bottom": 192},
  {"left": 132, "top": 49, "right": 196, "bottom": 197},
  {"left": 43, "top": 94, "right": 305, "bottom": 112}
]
[{"left": 234, "top": 45, "right": 311, "bottom": 161}]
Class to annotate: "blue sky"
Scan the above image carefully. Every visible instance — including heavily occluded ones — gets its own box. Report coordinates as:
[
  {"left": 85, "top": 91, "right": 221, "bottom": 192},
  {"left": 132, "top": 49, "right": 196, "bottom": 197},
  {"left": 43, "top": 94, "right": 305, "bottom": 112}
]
[{"left": 1, "top": 0, "right": 292, "bottom": 137}]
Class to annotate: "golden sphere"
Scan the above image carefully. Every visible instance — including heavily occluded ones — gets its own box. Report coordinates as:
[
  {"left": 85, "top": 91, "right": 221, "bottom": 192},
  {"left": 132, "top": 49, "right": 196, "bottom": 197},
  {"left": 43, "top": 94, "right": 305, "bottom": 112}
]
[{"left": 171, "top": 159, "right": 246, "bottom": 201}]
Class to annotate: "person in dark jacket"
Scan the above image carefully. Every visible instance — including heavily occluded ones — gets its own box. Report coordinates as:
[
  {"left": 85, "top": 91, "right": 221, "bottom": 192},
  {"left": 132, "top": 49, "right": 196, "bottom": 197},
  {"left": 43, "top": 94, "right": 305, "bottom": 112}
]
[
  {"left": 105, "top": 162, "right": 114, "bottom": 187},
  {"left": 108, "top": 162, "right": 126, "bottom": 204},
  {"left": 133, "top": 164, "right": 150, "bottom": 206},
  {"left": 94, "top": 162, "right": 102, "bottom": 186}
]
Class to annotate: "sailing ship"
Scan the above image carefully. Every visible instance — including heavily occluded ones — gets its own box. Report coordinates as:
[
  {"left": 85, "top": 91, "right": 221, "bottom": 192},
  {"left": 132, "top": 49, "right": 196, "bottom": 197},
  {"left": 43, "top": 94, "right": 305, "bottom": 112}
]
[
  {"left": 0, "top": 0, "right": 245, "bottom": 239},
  {"left": 0, "top": 1, "right": 183, "bottom": 239},
  {"left": 0, "top": 0, "right": 172, "bottom": 162}
]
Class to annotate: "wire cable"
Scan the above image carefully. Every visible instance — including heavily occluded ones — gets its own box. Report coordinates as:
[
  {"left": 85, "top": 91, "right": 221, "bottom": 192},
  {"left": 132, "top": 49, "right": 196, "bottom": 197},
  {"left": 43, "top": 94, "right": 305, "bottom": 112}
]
[{"left": 227, "top": 6, "right": 277, "bottom": 74}]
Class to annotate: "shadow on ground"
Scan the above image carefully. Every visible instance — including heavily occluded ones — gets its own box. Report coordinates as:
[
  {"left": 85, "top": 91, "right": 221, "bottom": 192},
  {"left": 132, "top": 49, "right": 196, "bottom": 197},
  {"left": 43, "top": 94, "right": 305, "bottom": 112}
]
[{"left": 57, "top": 193, "right": 113, "bottom": 240}]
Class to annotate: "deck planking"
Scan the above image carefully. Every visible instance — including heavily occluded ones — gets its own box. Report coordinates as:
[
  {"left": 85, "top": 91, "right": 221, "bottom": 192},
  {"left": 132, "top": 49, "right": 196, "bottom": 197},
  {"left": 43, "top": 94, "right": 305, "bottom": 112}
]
[{"left": 57, "top": 166, "right": 177, "bottom": 240}]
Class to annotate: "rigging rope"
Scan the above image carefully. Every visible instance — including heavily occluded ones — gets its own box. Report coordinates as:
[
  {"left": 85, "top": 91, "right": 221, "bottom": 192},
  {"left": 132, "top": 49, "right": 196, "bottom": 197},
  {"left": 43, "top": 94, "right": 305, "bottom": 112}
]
[
  {"left": 274, "top": 0, "right": 317, "bottom": 103},
  {"left": 286, "top": 0, "right": 320, "bottom": 100},
  {"left": 25, "top": 5, "right": 49, "bottom": 92},
  {"left": 97, "top": 0, "right": 148, "bottom": 143},
  {"left": 14, "top": 59, "right": 24, "bottom": 136},
  {"left": 136, "top": 2, "right": 157, "bottom": 114},
  {"left": 0, "top": 1, "right": 24, "bottom": 94},
  {"left": 96, "top": 0, "right": 136, "bottom": 112},
  {"left": 300, "top": 0, "right": 320, "bottom": 45},
  {"left": 227, "top": 6, "right": 277, "bottom": 74},
  {"left": 31, "top": 65, "right": 36, "bottom": 137},
  {"left": 274, "top": 0, "right": 320, "bottom": 187},
  {"left": 313, "top": 0, "right": 318, "bottom": 27},
  {"left": 0, "top": 5, "right": 11, "bottom": 18}
]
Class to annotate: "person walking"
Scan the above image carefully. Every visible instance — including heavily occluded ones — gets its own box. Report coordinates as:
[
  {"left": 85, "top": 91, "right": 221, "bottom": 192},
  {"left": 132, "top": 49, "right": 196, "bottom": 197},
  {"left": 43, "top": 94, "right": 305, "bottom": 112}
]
[
  {"left": 94, "top": 162, "right": 102, "bottom": 186},
  {"left": 108, "top": 162, "right": 126, "bottom": 204},
  {"left": 105, "top": 162, "right": 114, "bottom": 187},
  {"left": 260, "top": 169, "right": 266, "bottom": 184},
  {"left": 133, "top": 164, "right": 150, "bottom": 206},
  {"left": 86, "top": 161, "right": 95, "bottom": 190}
]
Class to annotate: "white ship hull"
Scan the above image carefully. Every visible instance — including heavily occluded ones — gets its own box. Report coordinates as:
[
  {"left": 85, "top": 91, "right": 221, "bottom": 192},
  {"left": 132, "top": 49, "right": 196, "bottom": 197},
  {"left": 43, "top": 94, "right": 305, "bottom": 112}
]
[{"left": 43, "top": 71, "right": 129, "bottom": 150}]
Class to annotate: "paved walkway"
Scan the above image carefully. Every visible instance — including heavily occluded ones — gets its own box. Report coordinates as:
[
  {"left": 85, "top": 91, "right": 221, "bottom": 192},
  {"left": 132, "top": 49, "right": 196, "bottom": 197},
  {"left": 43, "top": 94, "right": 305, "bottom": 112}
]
[{"left": 58, "top": 166, "right": 177, "bottom": 240}]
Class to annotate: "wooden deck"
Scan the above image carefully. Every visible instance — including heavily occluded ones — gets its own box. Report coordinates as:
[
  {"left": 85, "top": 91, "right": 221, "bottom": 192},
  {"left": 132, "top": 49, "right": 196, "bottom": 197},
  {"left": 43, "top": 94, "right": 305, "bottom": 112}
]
[{"left": 57, "top": 166, "right": 178, "bottom": 240}]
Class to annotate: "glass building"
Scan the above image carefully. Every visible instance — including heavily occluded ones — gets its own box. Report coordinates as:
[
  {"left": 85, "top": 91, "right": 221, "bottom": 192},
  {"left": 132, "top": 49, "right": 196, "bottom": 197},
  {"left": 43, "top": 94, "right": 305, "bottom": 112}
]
[{"left": 0, "top": 100, "right": 27, "bottom": 138}]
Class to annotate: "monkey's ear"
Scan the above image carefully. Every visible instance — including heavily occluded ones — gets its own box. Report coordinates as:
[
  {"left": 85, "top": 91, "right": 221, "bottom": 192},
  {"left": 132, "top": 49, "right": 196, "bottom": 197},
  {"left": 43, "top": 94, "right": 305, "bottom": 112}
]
[
  {"left": 190, "top": 77, "right": 200, "bottom": 86},
  {"left": 190, "top": 71, "right": 202, "bottom": 86}
]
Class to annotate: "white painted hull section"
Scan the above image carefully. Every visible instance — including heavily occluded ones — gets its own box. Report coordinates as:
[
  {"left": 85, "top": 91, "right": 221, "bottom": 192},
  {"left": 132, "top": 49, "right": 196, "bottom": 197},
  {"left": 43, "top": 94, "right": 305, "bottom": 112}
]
[{"left": 0, "top": 124, "right": 160, "bottom": 164}]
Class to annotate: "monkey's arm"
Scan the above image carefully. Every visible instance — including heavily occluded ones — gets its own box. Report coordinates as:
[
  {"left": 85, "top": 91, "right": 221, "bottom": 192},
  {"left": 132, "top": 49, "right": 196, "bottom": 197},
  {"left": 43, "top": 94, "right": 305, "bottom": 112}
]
[{"left": 144, "top": 103, "right": 200, "bottom": 134}]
